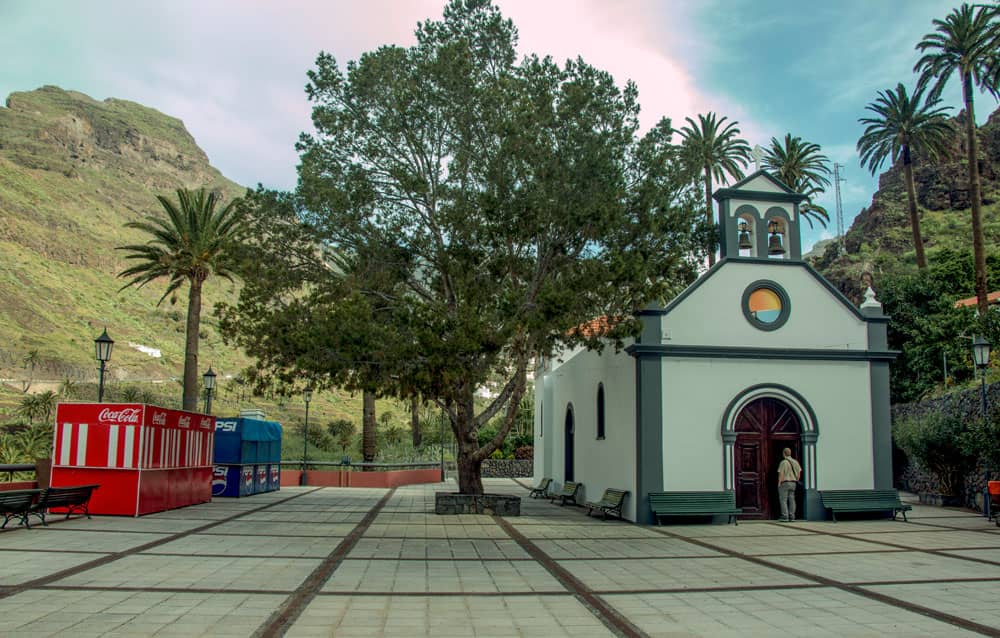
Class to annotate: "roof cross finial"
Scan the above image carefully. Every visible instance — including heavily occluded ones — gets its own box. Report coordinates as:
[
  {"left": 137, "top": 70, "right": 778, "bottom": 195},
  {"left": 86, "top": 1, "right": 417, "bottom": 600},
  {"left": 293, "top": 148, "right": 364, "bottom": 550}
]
[{"left": 751, "top": 145, "right": 765, "bottom": 172}]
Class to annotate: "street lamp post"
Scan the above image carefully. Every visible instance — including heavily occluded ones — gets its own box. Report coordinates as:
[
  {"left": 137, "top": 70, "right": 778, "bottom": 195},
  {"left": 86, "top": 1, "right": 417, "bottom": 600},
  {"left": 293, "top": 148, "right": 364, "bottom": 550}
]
[
  {"left": 202, "top": 367, "right": 216, "bottom": 414},
  {"left": 94, "top": 329, "right": 114, "bottom": 403},
  {"left": 973, "top": 335, "right": 991, "bottom": 518},
  {"left": 301, "top": 387, "right": 313, "bottom": 486}
]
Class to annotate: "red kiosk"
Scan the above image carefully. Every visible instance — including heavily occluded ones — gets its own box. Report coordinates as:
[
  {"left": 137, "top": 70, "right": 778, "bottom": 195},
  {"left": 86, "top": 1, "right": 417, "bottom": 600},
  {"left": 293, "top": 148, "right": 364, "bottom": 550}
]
[{"left": 51, "top": 403, "right": 215, "bottom": 516}]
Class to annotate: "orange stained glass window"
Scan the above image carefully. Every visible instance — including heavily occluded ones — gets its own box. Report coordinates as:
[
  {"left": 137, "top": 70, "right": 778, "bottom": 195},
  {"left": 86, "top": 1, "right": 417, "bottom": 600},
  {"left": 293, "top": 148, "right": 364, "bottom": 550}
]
[{"left": 748, "top": 288, "right": 782, "bottom": 323}]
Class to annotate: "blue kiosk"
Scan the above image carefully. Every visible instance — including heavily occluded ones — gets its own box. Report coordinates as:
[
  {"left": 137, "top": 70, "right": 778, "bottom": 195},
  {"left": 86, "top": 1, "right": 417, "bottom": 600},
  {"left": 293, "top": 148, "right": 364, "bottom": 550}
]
[{"left": 212, "top": 416, "right": 282, "bottom": 497}]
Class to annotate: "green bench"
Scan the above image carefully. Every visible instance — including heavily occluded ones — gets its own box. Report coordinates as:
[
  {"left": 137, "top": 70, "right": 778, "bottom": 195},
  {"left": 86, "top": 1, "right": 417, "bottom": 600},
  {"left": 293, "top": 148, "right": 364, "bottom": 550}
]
[
  {"left": 1, "top": 489, "right": 43, "bottom": 529},
  {"left": 29, "top": 484, "right": 100, "bottom": 526},
  {"left": 550, "top": 481, "right": 581, "bottom": 506},
  {"left": 585, "top": 488, "right": 628, "bottom": 520},
  {"left": 529, "top": 478, "right": 553, "bottom": 499},
  {"left": 648, "top": 491, "right": 742, "bottom": 525},
  {"left": 820, "top": 489, "right": 911, "bottom": 522}
]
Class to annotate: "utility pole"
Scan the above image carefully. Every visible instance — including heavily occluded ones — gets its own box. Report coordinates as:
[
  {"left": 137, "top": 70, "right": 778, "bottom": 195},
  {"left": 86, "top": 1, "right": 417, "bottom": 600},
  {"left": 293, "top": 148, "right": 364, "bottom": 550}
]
[{"left": 834, "top": 163, "right": 846, "bottom": 251}]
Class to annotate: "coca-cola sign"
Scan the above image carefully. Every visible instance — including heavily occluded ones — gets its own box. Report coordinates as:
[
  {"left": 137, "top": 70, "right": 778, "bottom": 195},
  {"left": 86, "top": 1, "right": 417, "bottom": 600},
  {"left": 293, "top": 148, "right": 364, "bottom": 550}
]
[
  {"left": 200, "top": 417, "right": 212, "bottom": 430},
  {"left": 152, "top": 412, "right": 166, "bottom": 426},
  {"left": 98, "top": 407, "right": 142, "bottom": 424},
  {"left": 178, "top": 416, "right": 191, "bottom": 429}
]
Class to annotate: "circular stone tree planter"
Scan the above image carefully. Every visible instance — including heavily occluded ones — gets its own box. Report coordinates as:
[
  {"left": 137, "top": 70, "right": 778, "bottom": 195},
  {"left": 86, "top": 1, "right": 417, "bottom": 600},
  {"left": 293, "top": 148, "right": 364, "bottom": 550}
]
[{"left": 435, "top": 492, "right": 521, "bottom": 516}]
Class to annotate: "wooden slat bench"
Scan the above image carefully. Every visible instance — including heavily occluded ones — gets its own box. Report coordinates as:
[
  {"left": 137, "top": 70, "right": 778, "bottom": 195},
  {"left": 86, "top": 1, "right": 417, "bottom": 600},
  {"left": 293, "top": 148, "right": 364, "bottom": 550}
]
[
  {"left": 585, "top": 488, "right": 629, "bottom": 520},
  {"left": 529, "top": 478, "right": 553, "bottom": 499},
  {"left": 820, "top": 489, "right": 911, "bottom": 522},
  {"left": 550, "top": 481, "right": 581, "bottom": 506},
  {"left": 1, "top": 489, "right": 42, "bottom": 529},
  {"left": 649, "top": 491, "right": 742, "bottom": 525},
  {"left": 29, "top": 484, "right": 100, "bottom": 526}
]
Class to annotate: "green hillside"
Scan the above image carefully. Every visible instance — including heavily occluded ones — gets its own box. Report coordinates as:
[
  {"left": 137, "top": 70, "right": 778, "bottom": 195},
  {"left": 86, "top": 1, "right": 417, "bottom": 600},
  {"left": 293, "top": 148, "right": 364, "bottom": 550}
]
[{"left": 0, "top": 86, "right": 414, "bottom": 442}]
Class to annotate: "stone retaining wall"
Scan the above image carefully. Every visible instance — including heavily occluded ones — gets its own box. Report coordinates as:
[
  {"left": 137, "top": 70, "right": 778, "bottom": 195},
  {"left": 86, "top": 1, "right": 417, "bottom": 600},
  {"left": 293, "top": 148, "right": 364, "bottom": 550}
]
[
  {"left": 892, "top": 381, "right": 997, "bottom": 510},
  {"left": 481, "top": 459, "right": 533, "bottom": 478}
]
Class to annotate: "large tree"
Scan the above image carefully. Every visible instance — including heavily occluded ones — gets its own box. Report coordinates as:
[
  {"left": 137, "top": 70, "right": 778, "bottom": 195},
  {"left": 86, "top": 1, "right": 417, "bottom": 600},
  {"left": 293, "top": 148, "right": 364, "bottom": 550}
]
[
  {"left": 857, "top": 83, "right": 953, "bottom": 269},
  {"left": 118, "top": 188, "right": 243, "bottom": 411},
  {"left": 914, "top": 3, "right": 999, "bottom": 310},
  {"left": 762, "top": 134, "right": 832, "bottom": 229},
  {"left": 219, "top": 0, "right": 702, "bottom": 494},
  {"left": 676, "top": 112, "right": 752, "bottom": 266}
]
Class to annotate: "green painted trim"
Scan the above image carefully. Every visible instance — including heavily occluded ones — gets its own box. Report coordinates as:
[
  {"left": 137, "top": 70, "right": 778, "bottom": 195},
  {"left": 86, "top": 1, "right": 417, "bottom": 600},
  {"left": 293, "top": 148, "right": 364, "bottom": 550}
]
[
  {"left": 741, "top": 280, "right": 791, "bottom": 331},
  {"left": 713, "top": 188, "right": 807, "bottom": 204},
  {"left": 720, "top": 383, "right": 820, "bottom": 437},
  {"left": 634, "top": 311, "right": 663, "bottom": 525},
  {"left": 626, "top": 343, "right": 899, "bottom": 362}
]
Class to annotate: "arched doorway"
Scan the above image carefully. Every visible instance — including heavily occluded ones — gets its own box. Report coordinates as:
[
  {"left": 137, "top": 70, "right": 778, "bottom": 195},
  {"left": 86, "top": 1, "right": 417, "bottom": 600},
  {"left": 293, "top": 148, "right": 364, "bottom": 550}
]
[
  {"left": 734, "top": 397, "right": 802, "bottom": 519},
  {"left": 564, "top": 405, "right": 575, "bottom": 482}
]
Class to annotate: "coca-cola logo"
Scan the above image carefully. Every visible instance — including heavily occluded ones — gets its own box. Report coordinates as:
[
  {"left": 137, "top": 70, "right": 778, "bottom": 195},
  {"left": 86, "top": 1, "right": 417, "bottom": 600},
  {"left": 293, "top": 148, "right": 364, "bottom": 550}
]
[
  {"left": 178, "top": 416, "right": 191, "bottom": 429},
  {"left": 98, "top": 407, "right": 141, "bottom": 424},
  {"left": 200, "top": 418, "right": 212, "bottom": 430},
  {"left": 152, "top": 412, "right": 166, "bottom": 426}
]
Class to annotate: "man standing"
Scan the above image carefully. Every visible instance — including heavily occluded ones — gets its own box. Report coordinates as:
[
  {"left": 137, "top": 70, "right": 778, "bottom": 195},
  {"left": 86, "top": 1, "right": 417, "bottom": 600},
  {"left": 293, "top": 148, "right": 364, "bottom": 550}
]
[{"left": 777, "top": 447, "right": 802, "bottom": 521}]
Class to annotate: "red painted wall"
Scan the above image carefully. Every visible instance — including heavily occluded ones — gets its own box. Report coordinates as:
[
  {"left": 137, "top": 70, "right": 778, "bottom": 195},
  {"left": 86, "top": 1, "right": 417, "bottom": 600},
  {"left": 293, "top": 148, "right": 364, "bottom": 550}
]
[{"left": 280, "top": 468, "right": 441, "bottom": 488}]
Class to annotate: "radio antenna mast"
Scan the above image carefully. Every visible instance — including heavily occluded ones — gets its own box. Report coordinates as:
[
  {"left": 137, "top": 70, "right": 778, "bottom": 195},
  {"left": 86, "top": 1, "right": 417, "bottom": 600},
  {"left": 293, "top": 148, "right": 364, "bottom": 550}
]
[{"left": 834, "top": 162, "right": 846, "bottom": 251}]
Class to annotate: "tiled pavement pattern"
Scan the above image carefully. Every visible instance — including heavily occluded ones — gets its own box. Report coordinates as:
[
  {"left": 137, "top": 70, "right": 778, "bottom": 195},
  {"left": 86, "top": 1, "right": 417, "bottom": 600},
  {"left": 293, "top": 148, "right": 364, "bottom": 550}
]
[{"left": 1, "top": 480, "right": 999, "bottom": 636}]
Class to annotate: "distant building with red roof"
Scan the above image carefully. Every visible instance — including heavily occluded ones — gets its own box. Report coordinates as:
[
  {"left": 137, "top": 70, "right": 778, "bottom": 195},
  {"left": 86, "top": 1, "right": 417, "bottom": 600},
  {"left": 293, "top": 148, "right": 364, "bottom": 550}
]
[{"left": 954, "top": 291, "right": 1000, "bottom": 309}]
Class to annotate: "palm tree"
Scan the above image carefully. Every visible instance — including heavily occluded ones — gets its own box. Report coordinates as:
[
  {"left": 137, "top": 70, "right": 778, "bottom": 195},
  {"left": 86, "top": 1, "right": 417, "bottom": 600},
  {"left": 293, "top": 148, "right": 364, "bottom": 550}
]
[
  {"left": 118, "top": 188, "right": 243, "bottom": 411},
  {"left": 762, "top": 134, "right": 833, "bottom": 229},
  {"left": 857, "top": 83, "right": 953, "bottom": 269},
  {"left": 677, "top": 113, "right": 752, "bottom": 266},
  {"left": 914, "top": 3, "right": 1000, "bottom": 310}
]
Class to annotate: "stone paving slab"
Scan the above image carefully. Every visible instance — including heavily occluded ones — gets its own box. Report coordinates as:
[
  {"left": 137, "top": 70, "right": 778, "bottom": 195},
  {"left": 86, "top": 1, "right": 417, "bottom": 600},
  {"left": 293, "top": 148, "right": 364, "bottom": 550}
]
[
  {"left": 48, "top": 516, "right": 215, "bottom": 534},
  {"left": 374, "top": 512, "right": 495, "bottom": 525},
  {"left": 51, "top": 554, "right": 320, "bottom": 591},
  {"left": 143, "top": 533, "right": 339, "bottom": 558},
  {"left": 908, "top": 515, "right": 999, "bottom": 530},
  {"left": 0, "top": 588, "right": 285, "bottom": 637},
  {"left": 600, "top": 588, "right": 979, "bottom": 637},
  {"left": 790, "top": 520, "right": 922, "bottom": 535},
  {"left": 654, "top": 521, "right": 811, "bottom": 537},
  {"left": 845, "top": 529, "right": 1000, "bottom": 550},
  {"left": 363, "top": 522, "right": 509, "bottom": 539},
  {"left": 0, "top": 551, "right": 108, "bottom": 586},
  {"left": 862, "top": 581, "right": 1000, "bottom": 629},
  {"left": 714, "top": 532, "right": 904, "bottom": 556},
  {"left": 0, "top": 530, "right": 170, "bottom": 553},
  {"left": 205, "top": 521, "right": 357, "bottom": 537},
  {"left": 510, "top": 522, "right": 666, "bottom": 539},
  {"left": 558, "top": 556, "right": 811, "bottom": 591},
  {"left": 776, "top": 549, "right": 1000, "bottom": 583},
  {"left": 941, "top": 547, "right": 1000, "bottom": 564},
  {"left": 287, "top": 594, "right": 614, "bottom": 637},
  {"left": 237, "top": 510, "right": 368, "bottom": 524},
  {"left": 532, "top": 537, "right": 722, "bottom": 559},
  {"left": 349, "top": 538, "right": 531, "bottom": 560},
  {"left": 322, "top": 559, "right": 566, "bottom": 593}
]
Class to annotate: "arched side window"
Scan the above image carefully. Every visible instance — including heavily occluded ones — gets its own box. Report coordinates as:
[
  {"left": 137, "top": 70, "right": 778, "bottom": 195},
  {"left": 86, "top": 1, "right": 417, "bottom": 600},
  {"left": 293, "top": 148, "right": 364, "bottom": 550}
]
[{"left": 596, "top": 383, "right": 606, "bottom": 440}]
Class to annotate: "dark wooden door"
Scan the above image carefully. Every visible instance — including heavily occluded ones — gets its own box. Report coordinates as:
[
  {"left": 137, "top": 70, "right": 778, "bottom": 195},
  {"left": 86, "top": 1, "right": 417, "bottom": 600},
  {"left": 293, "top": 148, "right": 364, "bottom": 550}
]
[
  {"left": 734, "top": 397, "right": 801, "bottom": 519},
  {"left": 564, "top": 407, "right": 575, "bottom": 482}
]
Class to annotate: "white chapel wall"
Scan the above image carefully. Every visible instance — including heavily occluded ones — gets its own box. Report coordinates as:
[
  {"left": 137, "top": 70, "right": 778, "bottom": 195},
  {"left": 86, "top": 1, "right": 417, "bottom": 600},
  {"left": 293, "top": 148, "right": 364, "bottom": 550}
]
[
  {"left": 660, "top": 358, "right": 875, "bottom": 490},
  {"left": 544, "top": 344, "right": 637, "bottom": 519}
]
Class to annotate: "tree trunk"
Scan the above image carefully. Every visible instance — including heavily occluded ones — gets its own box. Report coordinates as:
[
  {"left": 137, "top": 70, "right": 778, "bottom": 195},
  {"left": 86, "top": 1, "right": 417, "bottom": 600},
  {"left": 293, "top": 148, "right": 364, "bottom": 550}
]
[
  {"left": 182, "top": 278, "right": 203, "bottom": 412},
  {"left": 456, "top": 452, "right": 484, "bottom": 495},
  {"left": 411, "top": 396, "right": 422, "bottom": 448},
  {"left": 963, "top": 73, "right": 987, "bottom": 314},
  {"left": 902, "top": 148, "right": 927, "bottom": 269},
  {"left": 704, "top": 169, "right": 715, "bottom": 266},
  {"left": 362, "top": 390, "right": 376, "bottom": 463}
]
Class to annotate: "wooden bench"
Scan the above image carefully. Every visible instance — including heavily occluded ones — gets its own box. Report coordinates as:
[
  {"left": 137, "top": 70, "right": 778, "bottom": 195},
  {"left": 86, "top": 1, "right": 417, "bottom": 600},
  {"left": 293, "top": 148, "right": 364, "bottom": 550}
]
[
  {"left": 1, "top": 489, "right": 42, "bottom": 529},
  {"left": 29, "top": 484, "right": 100, "bottom": 526},
  {"left": 585, "top": 488, "right": 629, "bottom": 520},
  {"left": 528, "top": 478, "right": 553, "bottom": 499},
  {"left": 648, "top": 491, "right": 742, "bottom": 525},
  {"left": 820, "top": 489, "right": 911, "bottom": 522},
  {"left": 550, "top": 481, "right": 581, "bottom": 506}
]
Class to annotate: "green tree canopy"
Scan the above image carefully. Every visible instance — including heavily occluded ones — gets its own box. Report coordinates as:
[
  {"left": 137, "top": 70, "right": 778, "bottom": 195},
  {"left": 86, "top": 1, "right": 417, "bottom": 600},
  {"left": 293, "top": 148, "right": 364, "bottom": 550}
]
[{"left": 220, "top": 0, "right": 703, "bottom": 494}]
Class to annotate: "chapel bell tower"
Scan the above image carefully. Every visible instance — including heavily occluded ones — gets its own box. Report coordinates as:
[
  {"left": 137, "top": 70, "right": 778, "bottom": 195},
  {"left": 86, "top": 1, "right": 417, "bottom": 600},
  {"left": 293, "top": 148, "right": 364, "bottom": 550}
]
[{"left": 712, "top": 171, "right": 809, "bottom": 261}]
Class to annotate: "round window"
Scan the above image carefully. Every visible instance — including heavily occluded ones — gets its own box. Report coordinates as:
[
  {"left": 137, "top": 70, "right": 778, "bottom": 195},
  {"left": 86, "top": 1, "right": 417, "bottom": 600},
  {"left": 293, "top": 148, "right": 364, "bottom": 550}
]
[{"left": 742, "top": 281, "right": 790, "bottom": 330}]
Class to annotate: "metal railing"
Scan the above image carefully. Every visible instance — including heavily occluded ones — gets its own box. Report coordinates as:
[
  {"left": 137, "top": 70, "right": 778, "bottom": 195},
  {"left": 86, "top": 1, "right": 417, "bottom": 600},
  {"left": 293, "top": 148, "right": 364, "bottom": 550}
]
[{"left": 279, "top": 461, "right": 441, "bottom": 471}]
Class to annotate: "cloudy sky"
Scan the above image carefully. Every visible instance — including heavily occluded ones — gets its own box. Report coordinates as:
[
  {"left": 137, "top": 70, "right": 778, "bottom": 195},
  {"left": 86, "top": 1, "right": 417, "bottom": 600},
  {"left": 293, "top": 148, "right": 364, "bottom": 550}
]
[{"left": 3, "top": 0, "right": 997, "bottom": 251}]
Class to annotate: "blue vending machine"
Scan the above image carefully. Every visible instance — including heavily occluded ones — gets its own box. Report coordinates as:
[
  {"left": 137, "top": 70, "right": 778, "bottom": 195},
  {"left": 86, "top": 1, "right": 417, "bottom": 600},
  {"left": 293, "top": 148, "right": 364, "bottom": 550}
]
[{"left": 212, "top": 416, "right": 283, "bottom": 497}]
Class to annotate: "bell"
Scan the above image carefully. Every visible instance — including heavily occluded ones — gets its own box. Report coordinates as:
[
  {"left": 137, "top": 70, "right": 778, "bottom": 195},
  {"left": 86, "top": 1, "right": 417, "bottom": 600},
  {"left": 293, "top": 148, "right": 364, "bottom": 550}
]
[
  {"left": 738, "top": 228, "right": 753, "bottom": 250},
  {"left": 768, "top": 232, "right": 785, "bottom": 255}
]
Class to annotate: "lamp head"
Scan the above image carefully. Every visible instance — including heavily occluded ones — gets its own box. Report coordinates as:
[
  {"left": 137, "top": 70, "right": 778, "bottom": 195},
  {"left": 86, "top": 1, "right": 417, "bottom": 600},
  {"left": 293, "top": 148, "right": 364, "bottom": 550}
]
[
  {"left": 203, "top": 367, "right": 217, "bottom": 391},
  {"left": 94, "top": 328, "right": 114, "bottom": 362}
]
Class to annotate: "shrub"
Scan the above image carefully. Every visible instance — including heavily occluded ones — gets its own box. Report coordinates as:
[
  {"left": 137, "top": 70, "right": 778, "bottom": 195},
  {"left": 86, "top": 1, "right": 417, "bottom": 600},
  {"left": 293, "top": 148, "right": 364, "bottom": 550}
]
[
  {"left": 514, "top": 445, "right": 533, "bottom": 460},
  {"left": 894, "top": 411, "right": 976, "bottom": 497}
]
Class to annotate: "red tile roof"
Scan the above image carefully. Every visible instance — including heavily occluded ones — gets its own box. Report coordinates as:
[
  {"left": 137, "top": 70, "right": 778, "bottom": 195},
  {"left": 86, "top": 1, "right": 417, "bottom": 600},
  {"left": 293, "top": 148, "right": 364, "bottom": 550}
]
[
  {"left": 571, "top": 315, "right": 615, "bottom": 338},
  {"left": 954, "top": 291, "right": 1000, "bottom": 308}
]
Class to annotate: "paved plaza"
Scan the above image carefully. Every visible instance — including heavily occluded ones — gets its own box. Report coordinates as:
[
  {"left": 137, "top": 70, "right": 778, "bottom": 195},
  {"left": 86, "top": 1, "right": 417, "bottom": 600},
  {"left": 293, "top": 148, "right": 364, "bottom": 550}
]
[{"left": 2, "top": 479, "right": 1000, "bottom": 637}]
